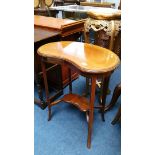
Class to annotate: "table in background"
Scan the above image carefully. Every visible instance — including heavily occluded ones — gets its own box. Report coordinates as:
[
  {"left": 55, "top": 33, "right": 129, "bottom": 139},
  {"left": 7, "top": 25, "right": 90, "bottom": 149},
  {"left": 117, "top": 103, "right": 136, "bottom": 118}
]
[
  {"left": 50, "top": 5, "right": 114, "bottom": 19},
  {"left": 34, "top": 15, "right": 85, "bottom": 109},
  {"left": 80, "top": 1, "right": 115, "bottom": 8}
]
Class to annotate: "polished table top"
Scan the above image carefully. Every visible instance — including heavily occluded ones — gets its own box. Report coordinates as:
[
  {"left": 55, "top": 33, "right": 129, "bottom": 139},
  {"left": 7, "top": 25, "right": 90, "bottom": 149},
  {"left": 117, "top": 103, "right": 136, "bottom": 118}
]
[
  {"left": 34, "top": 26, "right": 60, "bottom": 43},
  {"left": 37, "top": 41, "right": 120, "bottom": 74},
  {"left": 34, "top": 15, "right": 85, "bottom": 43},
  {"left": 34, "top": 15, "right": 75, "bottom": 30}
]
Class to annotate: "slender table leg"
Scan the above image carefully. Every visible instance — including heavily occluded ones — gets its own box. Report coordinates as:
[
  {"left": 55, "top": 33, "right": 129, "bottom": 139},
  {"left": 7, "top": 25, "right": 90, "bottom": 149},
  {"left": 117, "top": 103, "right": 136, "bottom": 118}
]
[
  {"left": 100, "top": 75, "right": 110, "bottom": 121},
  {"left": 34, "top": 54, "right": 47, "bottom": 109},
  {"left": 68, "top": 68, "right": 72, "bottom": 94},
  {"left": 36, "top": 76, "right": 43, "bottom": 103},
  {"left": 34, "top": 71, "right": 47, "bottom": 109},
  {"left": 99, "top": 77, "right": 104, "bottom": 105},
  {"left": 84, "top": 31, "right": 90, "bottom": 44},
  {"left": 105, "top": 83, "right": 121, "bottom": 111},
  {"left": 41, "top": 59, "right": 51, "bottom": 121},
  {"left": 83, "top": 77, "right": 89, "bottom": 97},
  {"left": 87, "top": 76, "right": 96, "bottom": 148},
  {"left": 83, "top": 30, "right": 90, "bottom": 97},
  {"left": 111, "top": 105, "right": 121, "bottom": 125}
]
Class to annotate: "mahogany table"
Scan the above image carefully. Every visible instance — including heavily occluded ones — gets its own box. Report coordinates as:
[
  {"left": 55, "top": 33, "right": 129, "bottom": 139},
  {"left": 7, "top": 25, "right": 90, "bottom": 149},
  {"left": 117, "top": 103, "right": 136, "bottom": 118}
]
[
  {"left": 34, "top": 15, "right": 85, "bottom": 109},
  {"left": 37, "top": 41, "right": 120, "bottom": 148}
]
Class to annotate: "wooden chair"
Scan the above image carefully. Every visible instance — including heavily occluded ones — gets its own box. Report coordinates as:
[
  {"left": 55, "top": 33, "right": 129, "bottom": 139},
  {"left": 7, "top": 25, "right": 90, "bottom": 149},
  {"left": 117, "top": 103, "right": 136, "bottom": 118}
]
[
  {"left": 118, "top": 0, "right": 121, "bottom": 10},
  {"left": 111, "top": 105, "right": 121, "bottom": 125},
  {"left": 105, "top": 83, "right": 121, "bottom": 125},
  {"left": 34, "top": 0, "right": 40, "bottom": 9}
]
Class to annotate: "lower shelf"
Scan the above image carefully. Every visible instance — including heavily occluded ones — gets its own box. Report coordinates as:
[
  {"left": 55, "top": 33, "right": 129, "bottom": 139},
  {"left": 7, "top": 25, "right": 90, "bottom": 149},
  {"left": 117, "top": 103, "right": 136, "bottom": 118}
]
[{"left": 50, "top": 94, "right": 90, "bottom": 112}]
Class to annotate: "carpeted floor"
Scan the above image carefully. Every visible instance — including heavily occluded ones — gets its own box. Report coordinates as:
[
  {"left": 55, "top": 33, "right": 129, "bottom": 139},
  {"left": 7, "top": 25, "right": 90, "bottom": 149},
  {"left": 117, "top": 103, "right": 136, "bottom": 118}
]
[{"left": 34, "top": 65, "right": 121, "bottom": 155}]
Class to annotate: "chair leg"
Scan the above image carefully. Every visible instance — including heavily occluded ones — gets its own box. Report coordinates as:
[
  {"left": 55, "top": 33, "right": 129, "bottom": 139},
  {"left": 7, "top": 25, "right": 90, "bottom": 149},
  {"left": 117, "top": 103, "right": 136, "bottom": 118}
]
[
  {"left": 87, "top": 76, "right": 96, "bottom": 149},
  {"left": 105, "top": 83, "right": 121, "bottom": 111},
  {"left": 111, "top": 105, "right": 121, "bottom": 125},
  {"left": 100, "top": 75, "right": 110, "bottom": 121}
]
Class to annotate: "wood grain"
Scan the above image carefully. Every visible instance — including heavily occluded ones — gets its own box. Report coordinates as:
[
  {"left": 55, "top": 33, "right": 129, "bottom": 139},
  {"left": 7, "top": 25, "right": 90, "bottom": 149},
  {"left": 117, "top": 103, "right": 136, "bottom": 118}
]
[
  {"left": 38, "top": 41, "right": 120, "bottom": 74},
  {"left": 34, "top": 15, "right": 75, "bottom": 30}
]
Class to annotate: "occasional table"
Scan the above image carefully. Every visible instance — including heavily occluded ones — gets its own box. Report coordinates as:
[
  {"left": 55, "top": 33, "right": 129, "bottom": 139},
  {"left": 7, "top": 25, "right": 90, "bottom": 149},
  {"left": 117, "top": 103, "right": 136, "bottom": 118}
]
[{"left": 37, "top": 41, "right": 120, "bottom": 148}]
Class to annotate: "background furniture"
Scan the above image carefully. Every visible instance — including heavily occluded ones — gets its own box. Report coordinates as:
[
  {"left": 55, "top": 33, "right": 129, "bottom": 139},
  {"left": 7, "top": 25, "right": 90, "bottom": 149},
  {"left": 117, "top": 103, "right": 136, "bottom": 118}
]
[
  {"left": 84, "top": 8, "right": 121, "bottom": 50},
  {"left": 54, "top": 0, "right": 86, "bottom": 6},
  {"left": 118, "top": 0, "right": 121, "bottom": 10},
  {"left": 105, "top": 83, "right": 121, "bottom": 125},
  {"left": 34, "top": 26, "right": 62, "bottom": 109},
  {"left": 80, "top": 1, "right": 115, "bottom": 8},
  {"left": 50, "top": 5, "right": 114, "bottom": 19},
  {"left": 37, "top": 41, "right": 120, "bottom": 148},
  {"left": 34, "top": 0, "right": 40, "bottom": 8},
  {"left": 34, "top": 8, "right": 58, "bottom": 17},
  {"left": 34, "top": 15, "right": 85, "bottom": 109},
  {"left": 112, "top": 105, "right": 121, "bottom": 125},
  {"left": 34, "top": 0, "right": 57, "bottom": 17},
  {"left": 84, "top": 8, "right": 121, "bottom": 101}
]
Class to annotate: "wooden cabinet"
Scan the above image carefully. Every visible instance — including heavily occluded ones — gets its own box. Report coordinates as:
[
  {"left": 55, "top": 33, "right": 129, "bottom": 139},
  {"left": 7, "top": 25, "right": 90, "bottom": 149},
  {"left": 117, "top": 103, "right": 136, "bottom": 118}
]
[{"left": 34, "top": 16, "right": 84, "bottom": 108}]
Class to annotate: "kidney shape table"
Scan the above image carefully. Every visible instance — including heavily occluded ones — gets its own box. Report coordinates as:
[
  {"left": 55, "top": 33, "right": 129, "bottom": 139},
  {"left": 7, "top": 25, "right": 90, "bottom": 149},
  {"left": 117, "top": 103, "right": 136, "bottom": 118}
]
[{"left": 37, "top": 41, "right": 120, "bottom": 148}]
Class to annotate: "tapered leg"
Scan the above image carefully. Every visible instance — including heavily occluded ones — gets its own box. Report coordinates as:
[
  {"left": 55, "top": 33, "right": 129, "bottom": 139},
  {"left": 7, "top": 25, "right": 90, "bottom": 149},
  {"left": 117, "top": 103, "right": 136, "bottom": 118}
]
[
  {"left": 34, "top": 54, "right": 47, "bottom": 109},
  {"left": 84, "top": 77, "right": 89, "bottom": 96},
  {"left": 87, "top": 76, "right": 96, "bottom": 148},
  {"left": 111, "top": 105, "right": 121, "bottom": 125},
  {"left": 99, "top": 77, "right": 104, "bottom": 105},
  {"left": 41, "top": 59, "right": 51, "bottom": 121},
  {"left": 105, "top": 83, "right": 121, "bottom": 111},
  {"left": 100, "top": 75, "right": 110, "bottom": 121},
  {"left": 34, "top": 71, "right": 47, "bottom": 109},
  {"left": 84, "top": 31, "right": 90, "bottom": 43},
  {"left": 68, "top": 68, "right": 72, "bottom": 94}
]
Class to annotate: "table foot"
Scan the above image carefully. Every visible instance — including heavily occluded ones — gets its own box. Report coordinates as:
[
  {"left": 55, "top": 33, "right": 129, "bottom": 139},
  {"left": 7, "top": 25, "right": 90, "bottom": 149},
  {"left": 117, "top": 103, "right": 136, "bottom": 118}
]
[
  {"left": 48, "top": 107, "right": 52, "bottom": 121},
  {"left": 34, "top": 98, "right": 47, "bottom": 109}
]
